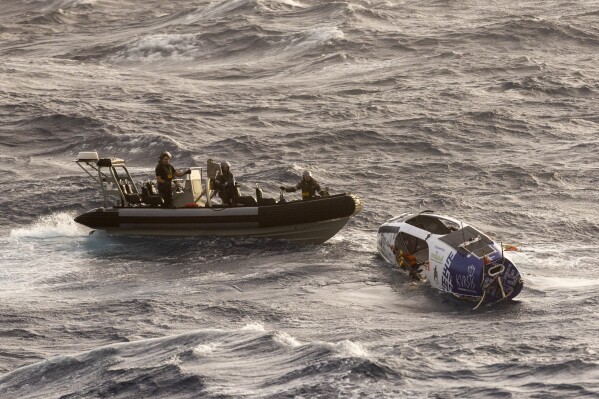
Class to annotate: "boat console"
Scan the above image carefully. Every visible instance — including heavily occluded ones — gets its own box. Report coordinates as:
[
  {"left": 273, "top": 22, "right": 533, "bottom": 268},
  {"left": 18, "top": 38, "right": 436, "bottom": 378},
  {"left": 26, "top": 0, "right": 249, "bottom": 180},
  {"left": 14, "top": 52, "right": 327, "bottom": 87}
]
[{"left": 76, "top": 151, "right": 205, "bottom": 208}]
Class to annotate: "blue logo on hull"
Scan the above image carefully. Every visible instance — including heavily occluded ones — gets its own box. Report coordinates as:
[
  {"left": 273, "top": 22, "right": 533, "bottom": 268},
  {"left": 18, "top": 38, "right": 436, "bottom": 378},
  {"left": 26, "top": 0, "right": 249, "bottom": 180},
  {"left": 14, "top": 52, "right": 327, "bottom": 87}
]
[{"left": 441, "top": 252, "right": 454, "bottom": 292}]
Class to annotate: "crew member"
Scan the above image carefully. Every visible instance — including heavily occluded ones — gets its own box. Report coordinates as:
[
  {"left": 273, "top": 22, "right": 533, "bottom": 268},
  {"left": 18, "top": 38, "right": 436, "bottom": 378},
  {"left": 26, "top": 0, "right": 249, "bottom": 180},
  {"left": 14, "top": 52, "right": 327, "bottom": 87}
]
[
  {"left": 389, "top": 242, "right": 422, "bottom": 281},
  {"left": 214, "top": 161, "right": 238, "bottom": 206},
  {"left": 280, "top": 170, "right": 327, "bottom": 200},
  {"left": 155, "top": 151, "right": 190, "bottom": 208}
]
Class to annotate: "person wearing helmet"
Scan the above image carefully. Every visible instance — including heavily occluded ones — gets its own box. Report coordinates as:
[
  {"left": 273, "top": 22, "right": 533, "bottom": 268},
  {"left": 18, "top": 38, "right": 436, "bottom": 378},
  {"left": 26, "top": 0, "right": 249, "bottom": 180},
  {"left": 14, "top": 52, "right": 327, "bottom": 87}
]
[
  {"left": 280, "top": 170, "right": 327, "bottom": 200},
  {"left": 214, "top": 161, "right": 238, "bottom": 206},
  {"left": 155, "top": 151, "right": 190, "bottom": 208}
]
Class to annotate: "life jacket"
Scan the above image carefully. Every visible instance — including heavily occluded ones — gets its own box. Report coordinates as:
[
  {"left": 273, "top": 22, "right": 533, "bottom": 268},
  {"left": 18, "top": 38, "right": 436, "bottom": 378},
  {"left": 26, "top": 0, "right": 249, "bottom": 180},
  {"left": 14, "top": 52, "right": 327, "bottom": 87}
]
[
  {"left": 163, "top": 165, "right": 173, "bottom": 180},
  {"left": 299, "top": 179, "right": 320, "bottom": 199},
  {"left": 405, "top": 253, "right": 417, "bottom": 266},
  {"left": 216, "top": 170, "right": 235, "bottom": 188},
  {"left": 393, "top": 248, "right": 416, "bottom": 266},
  {"left": 156, "top": 163, "right": 174, "bottom": 184}
]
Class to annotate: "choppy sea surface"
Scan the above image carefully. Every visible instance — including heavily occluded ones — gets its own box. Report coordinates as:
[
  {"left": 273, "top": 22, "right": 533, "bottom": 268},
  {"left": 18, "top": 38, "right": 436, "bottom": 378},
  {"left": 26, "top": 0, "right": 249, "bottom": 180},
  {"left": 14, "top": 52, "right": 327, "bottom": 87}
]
[{"left": 1, "top": 0, "right": 599, "bottom": 397}]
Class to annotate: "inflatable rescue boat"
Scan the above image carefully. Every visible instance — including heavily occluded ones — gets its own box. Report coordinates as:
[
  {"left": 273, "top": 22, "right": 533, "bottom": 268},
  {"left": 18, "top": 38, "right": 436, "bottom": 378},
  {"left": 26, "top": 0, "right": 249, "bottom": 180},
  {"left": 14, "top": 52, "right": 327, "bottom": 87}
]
[{"left": 74, "top": 152, "right": 362, "bottom": 244}]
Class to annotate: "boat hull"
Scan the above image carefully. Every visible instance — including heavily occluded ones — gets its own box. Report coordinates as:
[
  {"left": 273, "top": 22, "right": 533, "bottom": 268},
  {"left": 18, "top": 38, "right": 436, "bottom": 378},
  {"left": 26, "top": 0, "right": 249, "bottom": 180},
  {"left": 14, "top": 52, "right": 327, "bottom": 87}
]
[
  {"left": 75, "top": 194, "right": 362, "bottom": 244},
  {"left": 377, "top": 212, "right": 523, "bottom": 306}
]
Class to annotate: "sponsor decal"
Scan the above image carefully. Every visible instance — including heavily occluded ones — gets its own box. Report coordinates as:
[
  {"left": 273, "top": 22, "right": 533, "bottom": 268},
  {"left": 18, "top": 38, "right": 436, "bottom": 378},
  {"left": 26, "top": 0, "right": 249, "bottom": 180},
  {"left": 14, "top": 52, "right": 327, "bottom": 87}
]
[
  {"left": 430, "top": 252, "right": 444, "bottom": 264},
  {"left": 441, "top": 251, "right": 454, "bottom": 291},
  {"left": 483, "top": 262, "right": 520, "bottom": 298},
  {"left": 434, "top": 246, "right": 446, "bottom": 253},
  {"left": 456, "top": 276, "right": 476, "bottom": 291},
  {"left": 455, "top": 264, "right": 477, "bottom": 293},
  {"left": 434, "top": 265, "right": 438, "bottom": 281},
  {"left": 502, "top": 263, "right": 520, "bottom": 289}
]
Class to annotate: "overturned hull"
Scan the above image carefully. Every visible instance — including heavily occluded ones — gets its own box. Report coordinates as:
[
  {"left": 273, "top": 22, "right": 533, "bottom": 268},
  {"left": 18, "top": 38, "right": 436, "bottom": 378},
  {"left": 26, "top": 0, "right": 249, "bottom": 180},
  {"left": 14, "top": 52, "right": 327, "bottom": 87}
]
[
  {"left": 75, "top": 194, "right": 362, "bottom": 244},
  {"left": 377, "top": 211, "right": 523, "bottom": 306}
]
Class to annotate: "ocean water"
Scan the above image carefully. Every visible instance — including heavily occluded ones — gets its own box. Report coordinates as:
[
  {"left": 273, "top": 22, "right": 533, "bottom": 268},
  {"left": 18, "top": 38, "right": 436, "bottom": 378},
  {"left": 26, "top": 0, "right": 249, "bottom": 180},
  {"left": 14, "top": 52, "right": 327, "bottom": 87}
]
[{"left": 1, "top": 0, "right": 599, "bottom": 397}]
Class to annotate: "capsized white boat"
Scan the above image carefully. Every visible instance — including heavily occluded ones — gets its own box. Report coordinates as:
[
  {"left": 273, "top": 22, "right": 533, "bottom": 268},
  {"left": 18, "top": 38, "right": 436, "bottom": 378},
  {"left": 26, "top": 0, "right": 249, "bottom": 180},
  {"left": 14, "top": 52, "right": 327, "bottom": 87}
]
[
  {"left": 74, "top": 152, "right": 362, "bottom": 244},
  {"left": 378, "top": 211, "right": 523, "bottom": 307}
]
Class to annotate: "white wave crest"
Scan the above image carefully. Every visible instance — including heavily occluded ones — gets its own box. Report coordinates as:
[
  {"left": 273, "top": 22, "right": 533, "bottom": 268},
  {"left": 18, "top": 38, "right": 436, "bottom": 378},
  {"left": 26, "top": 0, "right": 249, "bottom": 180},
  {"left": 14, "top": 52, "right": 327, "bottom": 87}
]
[
  {"left": 9, "top": 212, "right": 87, "bottom": 239},
  {"left": 257, "top": 0, "right": 305, "bottom": 10},
  {"left": 193, "top": 0, "right": 251, "bottom": 20},
  {"left": 190, "top": 0, "right": 303, "bottom": 21},
  {"left": 192, "top": 342, "right": 220, "bottom": 356},
  {"left": 274, "top": 331, "right": 302, "bottom": 348},
  {"left": 59, "top": 0, "right": 96, "bottom": 6},
  {"left": 303, "top": 27, "right": 344, "bottom": 44},
  {"left": 279, "top": 27, "right": 344, "bottom": 54},
  {"left": 332, "top": 340, "right": 369, "bottom": 358},
  {"left": 24, "top": 0, "right": 96, "bottom": 8},
  {"left": 109, "top": 25, "right": 343, "bottom": 63},
  {"left": 110, "top": 34, "right": 202, "bottom": 62},
  {"left": 241, "top": 322, "right": 266, "bottom": 332}
]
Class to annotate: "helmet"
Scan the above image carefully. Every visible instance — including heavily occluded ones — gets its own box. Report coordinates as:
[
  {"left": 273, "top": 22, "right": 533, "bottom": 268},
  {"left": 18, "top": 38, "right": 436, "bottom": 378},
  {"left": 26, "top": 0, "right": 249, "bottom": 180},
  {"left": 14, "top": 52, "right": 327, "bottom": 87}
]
[
  {"left": 221, "top": 161, "right": 231, "bottom": 170},
  {"left": 160, "top": 151, "right": 172, "bottom": 159},
  {"left": 302, "top": 170, "right": 312, "bottom": 179}
]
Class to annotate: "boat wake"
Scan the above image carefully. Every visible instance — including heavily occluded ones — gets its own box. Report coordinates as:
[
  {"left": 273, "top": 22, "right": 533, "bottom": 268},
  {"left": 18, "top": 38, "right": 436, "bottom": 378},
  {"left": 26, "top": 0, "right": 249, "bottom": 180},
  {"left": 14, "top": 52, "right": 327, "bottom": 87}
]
[{"left": 9, "top": 212, "right": 87, "bottom": 239}]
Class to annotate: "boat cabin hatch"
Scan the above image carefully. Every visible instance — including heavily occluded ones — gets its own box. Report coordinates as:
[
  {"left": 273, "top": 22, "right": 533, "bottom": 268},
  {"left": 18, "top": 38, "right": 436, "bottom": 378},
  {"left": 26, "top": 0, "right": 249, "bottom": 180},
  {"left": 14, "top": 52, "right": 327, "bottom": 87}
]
[
  {"left": 439, "top": 226, "right": 497, "bottom": 257},
  {"left": 394, "top": 231, "right": 429, "bottom": 264},
  {"left": 404, "top": 213, "right": 461, "bottom": 235}
]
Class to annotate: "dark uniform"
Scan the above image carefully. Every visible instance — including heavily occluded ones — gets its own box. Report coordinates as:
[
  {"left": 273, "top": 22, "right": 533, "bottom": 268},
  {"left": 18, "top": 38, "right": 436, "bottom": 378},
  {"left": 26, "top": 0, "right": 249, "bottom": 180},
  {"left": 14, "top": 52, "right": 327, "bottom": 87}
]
[
  {"left": 155, "top": 163, "right": 177, "bottom": 207},
  {"left": 215, "top": 169, "right": 237, "bottom": 205},
  {"left": 283, "top": 178, "right": 323, "bottom": 200}
]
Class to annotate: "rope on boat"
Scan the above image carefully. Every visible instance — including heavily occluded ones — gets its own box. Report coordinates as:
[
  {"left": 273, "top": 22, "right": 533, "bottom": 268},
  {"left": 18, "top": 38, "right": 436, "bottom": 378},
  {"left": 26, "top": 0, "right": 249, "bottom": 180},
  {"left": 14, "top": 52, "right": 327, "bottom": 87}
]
[{"left": 473, "top": 263, "right": 507, "bottom": 310}]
